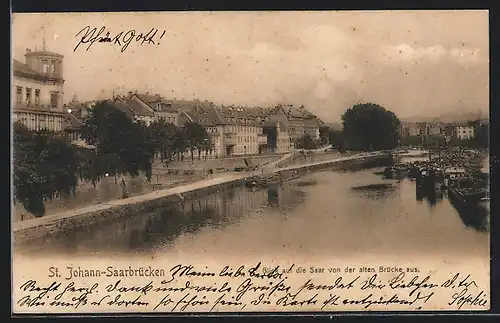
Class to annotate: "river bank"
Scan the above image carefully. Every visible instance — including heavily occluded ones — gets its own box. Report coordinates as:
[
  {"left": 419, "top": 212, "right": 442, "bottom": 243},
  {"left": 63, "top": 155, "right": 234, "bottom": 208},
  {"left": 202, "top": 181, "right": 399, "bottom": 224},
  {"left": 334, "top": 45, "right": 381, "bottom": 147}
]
[{"left": 12, "top": 152, "right": 391, "bottom": 244}]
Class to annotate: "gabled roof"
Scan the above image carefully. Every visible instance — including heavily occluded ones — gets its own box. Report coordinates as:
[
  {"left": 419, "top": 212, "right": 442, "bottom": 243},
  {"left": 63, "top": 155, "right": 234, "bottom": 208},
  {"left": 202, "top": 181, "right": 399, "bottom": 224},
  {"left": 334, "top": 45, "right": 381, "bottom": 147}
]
[
  {"left": 216, "top": 105, "right": 270, "bottom": 126},
  {"left": 180, "top": 101, "right": 226, "bottom": 126},
  {"left": 66, "top": 102, "right": 89, "bottom": 119},
  {"left": 134, "top": 93, "right": 162, "bottom": 103},
  {"left": 121, "top": 98, "right": 155, "bottom": 116},
  {"left": 13, "top": 59, "right": 44, "bottom": 78},
  {"left": 63, "top": 112, "right": 84, "bottom": 131}
]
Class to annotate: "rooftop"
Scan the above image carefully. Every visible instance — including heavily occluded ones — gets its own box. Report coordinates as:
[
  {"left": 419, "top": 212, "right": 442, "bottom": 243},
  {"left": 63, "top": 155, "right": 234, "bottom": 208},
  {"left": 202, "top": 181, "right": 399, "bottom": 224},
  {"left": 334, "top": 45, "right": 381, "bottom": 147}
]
[
  {"left": 121, "top": 98, "right": 155, "bottom": 116},
  {"left": 25, "top": 50, "right": 64, "bottom": 58}
]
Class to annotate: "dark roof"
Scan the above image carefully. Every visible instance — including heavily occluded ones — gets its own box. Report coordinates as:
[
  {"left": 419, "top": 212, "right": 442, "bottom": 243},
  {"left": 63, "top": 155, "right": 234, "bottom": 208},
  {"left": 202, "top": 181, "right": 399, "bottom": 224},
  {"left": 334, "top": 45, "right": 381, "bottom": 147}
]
[
  {"left": 216, "top": 105, "right": 270, "bottom": 126},
  {"left": 63, "top": 113, "right": 84, "bottom": 130},
  {"left": 111, "top": 99, "right": 133, "bottom": 115},
  {"left": 25, "top": 50, "right": 64, "bottom": 58},
  {"left": 180, "top": 101, "right": 226, "bottom": 126},
  {"left": 13, "top": 59, "right": 44, "bottom": 77},
  {"left": 135, "top": 93, "right": 162, "bottom": 103},
  {"left": 122, "top": 98, "right": 155, "bottom": 116},
  {"left": 66, "top": 102, "right": 89, "bottom": 119}
]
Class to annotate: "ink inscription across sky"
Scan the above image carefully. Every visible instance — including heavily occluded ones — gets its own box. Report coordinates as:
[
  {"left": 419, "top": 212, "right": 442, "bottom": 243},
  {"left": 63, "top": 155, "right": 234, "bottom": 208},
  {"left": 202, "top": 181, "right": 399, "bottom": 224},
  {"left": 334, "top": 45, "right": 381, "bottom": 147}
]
[
  {"left": 15, "top": 262, "right": 488, "bottom": 312},
  {"left": 73, "top": 26, "right": 166, "bottom": 52}
]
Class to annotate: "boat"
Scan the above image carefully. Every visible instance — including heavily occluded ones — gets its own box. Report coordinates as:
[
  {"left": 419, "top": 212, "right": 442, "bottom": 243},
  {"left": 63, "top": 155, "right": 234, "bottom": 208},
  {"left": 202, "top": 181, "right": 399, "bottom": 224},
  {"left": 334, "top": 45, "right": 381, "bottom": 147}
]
[
  {"left": 447, "top": 177, "right": 488, "bottom": 205},
  {"left": 245, "top": 171, "right": 300, "bottom": 188}
]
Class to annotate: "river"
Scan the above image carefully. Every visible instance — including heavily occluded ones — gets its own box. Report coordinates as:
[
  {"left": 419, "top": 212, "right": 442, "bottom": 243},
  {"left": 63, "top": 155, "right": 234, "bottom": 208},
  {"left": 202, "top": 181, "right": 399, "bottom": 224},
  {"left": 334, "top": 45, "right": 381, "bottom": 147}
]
[{"left": 14, "top": 156, "right": 489, "bottom": 262}]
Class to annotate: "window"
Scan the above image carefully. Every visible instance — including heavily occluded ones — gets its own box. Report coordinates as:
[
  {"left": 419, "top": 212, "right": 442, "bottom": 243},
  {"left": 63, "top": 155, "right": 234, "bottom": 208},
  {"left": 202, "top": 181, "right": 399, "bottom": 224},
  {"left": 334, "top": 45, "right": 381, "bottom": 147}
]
[
  {"left": 35, "top": 90, "right": 40, "bottom": 106},
  {"left": 50, "top": 92, "right": 59, "bottom": 108},
  {"left": 51, "top": 60, "right": 56, "bottom": 73},
  {"left": 26, "top": 88, "right": 32, "bottom": 106},
  {"left": 16, "top": 87, "right": 22, "bottom": 104},
  {"left": 42, "top": 60, "right": 49, "bottom": 73}
]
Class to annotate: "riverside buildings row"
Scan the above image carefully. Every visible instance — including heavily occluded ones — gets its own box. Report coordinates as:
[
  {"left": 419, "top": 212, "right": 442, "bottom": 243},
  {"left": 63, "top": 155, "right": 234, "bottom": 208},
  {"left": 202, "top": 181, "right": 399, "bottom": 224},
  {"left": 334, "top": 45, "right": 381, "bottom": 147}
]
[
  {"left": 12, "top": 48, "right": 325, "bottom": 158},
  {"left": 65, "top": 92, "right": 325, "bottom": 157},
  {"left": 399, "top": 120, "right": 488, "bottom": 141}
]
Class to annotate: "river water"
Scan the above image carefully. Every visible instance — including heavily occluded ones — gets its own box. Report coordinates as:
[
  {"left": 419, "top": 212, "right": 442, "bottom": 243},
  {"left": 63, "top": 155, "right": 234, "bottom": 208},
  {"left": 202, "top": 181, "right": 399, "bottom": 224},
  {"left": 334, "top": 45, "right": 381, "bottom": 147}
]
[{"left": 14, "top": 156, "right": 489, "bottom": 261}]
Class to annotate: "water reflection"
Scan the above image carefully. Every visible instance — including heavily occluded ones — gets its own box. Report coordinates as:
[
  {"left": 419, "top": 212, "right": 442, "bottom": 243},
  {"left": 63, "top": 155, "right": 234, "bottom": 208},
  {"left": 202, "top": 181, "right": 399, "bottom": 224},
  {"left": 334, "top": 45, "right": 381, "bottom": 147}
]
[
  {"left": 414, "top": 181, "right": 443, "bottom": 207},
  {"left": 16, "top": 182, "right": 308, "bottom": 256},
  {"left": 447, "top": 189, "right": 489, "bottom": 232},
  {"left": 375, "top": 155, "right": 489, "bottom": 232},
  {"left": 351, "top": 183, "right": 397, "bottom": 199}
]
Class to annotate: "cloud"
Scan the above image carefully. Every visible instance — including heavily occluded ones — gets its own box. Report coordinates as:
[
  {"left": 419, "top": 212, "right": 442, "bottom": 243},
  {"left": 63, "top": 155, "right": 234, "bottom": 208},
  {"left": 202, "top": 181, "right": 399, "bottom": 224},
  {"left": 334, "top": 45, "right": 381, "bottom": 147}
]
[
  {"left": 450, "top": 48, "right": 482, "bottom": 63},
  {"left": 378, "top": 43, "right": 483, "bottom": 65},
  {"left": 379, "top": 44, "right": 446, "bottom": 61},
  {"left": 11, "top": 12, "right": 489, "bottom": 122}
]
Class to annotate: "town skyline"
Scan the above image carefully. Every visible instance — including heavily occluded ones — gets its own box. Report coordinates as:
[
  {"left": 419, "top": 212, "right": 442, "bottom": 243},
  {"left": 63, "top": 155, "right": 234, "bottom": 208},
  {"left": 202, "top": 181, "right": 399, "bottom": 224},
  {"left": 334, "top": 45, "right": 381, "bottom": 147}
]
[{"left": 12, "top": 11, "right": 489, "bottom": 122}]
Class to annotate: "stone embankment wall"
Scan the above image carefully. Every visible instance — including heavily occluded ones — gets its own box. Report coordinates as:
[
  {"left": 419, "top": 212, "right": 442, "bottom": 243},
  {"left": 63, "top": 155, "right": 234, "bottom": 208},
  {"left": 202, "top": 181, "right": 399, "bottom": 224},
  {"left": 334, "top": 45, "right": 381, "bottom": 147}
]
[
  {"left": 13, "top": 177, "right": 247, "bottom": 245},
  {"left": 12, "top": 172, "right": 206, "bottom": 223}
]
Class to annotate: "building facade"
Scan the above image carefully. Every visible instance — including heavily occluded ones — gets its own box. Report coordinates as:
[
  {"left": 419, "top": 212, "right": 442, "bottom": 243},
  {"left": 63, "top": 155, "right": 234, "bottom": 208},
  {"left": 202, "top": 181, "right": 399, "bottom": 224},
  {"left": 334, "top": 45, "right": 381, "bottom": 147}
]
[
  {"left": 12, "top": 48, "right": 65, "bottom": 131},
  {"left": 113, "top": 96, "right": 155, "bottom": 125},
  {"left": 455, "top": 124, "right": 475, "bottom": 140},
  {"left": 263, "top": 121, "right": 292, "bottom": 154},
  {"left": 128, "top": 93, "right": 179, "bottom": 126},
  {"left": 268, "top": 105, "right": 322, "bottom": 145},
  {"left": 216, "top": 106, "right": 269, "bottom": 156}
]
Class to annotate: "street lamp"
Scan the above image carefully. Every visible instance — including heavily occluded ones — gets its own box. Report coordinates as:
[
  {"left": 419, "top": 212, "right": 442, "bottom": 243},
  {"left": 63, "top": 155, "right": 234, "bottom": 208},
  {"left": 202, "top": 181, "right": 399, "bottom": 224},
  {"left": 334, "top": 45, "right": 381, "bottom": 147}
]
[{"left": 67, "top": 108, "right": 72, "bottom": 113}]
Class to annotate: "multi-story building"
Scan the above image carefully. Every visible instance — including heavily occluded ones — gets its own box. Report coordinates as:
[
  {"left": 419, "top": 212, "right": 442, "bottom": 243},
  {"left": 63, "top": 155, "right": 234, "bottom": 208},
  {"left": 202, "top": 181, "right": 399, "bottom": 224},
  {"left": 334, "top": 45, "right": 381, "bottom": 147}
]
[
  {"left": 177, "top": 100, "right": 226, "bottom": 158},
  {"left": 399, "top": 122, "right": 421, "bottom": 137},
  {"left": 12, "top": 48, "right": 65, "bottom": 131},
  {"left": 455, "top": 124, "right": 475, "bottom": 140},
  {"left": 178, "top": 103, "right": 270, "bottom": 157},
  {"left": 215, "top": 105, "right": 269, "bottom": 156},
  {"left": 267, "top": 104, "right": 322, "bottom": 145},
  {"left": 263, "top": 121, "right": 292, "bottom": 154},
  {"left": 127, "top": 92, "right": 179, "bottom": 126},
  {"left": 427, "top": 124, "right": 442, "bottom": 136},
  {"left": 112, "top": 96, "right": 155, "bottom": 125}
]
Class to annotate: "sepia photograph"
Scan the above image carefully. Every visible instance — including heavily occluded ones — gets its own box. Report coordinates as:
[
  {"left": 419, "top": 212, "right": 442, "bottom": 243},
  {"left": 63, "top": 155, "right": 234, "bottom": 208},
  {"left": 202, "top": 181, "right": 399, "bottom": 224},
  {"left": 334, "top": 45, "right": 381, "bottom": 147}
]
[{"left": 11, "top": 10, "right": 490, "bottom": 313}]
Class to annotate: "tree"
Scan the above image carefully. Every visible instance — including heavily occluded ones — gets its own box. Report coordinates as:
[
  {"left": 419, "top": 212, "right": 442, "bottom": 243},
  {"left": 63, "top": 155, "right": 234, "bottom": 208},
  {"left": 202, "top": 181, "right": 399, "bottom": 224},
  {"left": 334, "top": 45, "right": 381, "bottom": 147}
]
[
  {"left": 79, "top": 100, "right": 155, "bottom": 184},
  {"left": 182, "top": 122, "right": 210, "bottom": 160},
  {"left": 13, "top": 122, "right": 79, "bottom": 217},
  {"left": 328, "top": 129, "right": 344, "bottom": 150},
  {"left": 295, "top": 133, "right": 317, "bottom": 150},
  {"left": 319, "top": 126, "right": 330, "bottom": 146},
  {"left": 172, "top": 129, "right": 188, "bottom": 161},
  {"left": 341, "top": 103, "right": 400, "bottom": 151},
  {"left": 148, "top": 118, "right": 179, "bottom": 162}
]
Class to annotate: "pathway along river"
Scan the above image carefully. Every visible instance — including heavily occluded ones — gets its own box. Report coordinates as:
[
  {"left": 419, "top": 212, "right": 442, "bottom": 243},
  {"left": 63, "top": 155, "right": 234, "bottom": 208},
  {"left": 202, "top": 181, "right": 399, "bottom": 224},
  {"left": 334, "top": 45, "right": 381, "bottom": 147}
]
[{"left": 14, "top": 155, "right": 489, "bottom": 261}]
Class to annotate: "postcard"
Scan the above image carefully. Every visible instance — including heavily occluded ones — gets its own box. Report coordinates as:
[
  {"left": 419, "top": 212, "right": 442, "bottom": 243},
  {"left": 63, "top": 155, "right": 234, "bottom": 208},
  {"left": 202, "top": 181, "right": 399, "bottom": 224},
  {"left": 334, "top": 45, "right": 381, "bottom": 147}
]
[{"left": 11, "top": 10, "right": 490, "bottom": 314}]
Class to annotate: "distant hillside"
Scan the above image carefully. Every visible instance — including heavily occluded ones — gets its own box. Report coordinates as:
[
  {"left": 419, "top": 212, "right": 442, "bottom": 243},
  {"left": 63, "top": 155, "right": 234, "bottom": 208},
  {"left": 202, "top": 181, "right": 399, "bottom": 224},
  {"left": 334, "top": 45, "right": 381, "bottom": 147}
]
[{"left": 401, "top": 110, "right": 489, "bottom": 123}]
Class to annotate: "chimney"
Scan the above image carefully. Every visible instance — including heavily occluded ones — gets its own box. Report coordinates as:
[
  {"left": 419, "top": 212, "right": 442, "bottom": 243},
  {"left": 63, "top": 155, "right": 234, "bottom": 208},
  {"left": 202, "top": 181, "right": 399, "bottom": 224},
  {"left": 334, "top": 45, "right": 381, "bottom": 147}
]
[{"left": 128, "top": 91, "right": 133, "bottom": 97}]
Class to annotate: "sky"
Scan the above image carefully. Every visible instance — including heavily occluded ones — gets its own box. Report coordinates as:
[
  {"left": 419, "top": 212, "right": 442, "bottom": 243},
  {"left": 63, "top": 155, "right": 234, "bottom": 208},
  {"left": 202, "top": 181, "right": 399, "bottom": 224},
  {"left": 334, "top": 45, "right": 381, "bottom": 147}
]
[{"left": 12, "top": 11, "right": 489, "bottom": 122}]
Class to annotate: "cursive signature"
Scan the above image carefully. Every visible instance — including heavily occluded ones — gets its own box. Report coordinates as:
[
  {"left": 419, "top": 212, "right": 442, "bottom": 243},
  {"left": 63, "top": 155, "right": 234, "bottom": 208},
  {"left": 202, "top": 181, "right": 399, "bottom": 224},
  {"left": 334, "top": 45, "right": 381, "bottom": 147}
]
[{"left": 73, "top": 26, "right": 166, "bottom": 52}]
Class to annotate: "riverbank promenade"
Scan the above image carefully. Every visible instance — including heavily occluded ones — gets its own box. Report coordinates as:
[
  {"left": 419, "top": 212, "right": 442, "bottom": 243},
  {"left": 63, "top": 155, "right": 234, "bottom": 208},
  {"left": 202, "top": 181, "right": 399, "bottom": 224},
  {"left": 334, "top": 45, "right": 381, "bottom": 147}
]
[{"left": 12, "top": 150, "right": 387, "bottom": 235}]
